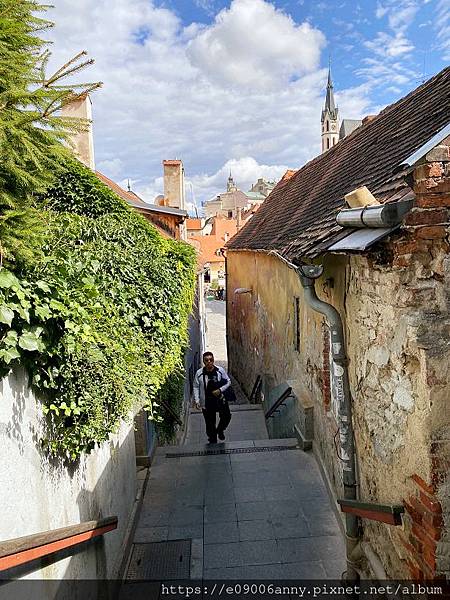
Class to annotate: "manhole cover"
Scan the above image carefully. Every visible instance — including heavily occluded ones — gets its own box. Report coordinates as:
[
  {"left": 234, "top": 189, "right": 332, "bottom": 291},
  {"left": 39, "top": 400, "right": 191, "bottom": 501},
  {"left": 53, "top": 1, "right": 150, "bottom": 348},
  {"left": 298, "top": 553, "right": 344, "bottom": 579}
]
[{"left": 126, "top": 540, "right": 191, "bottom": 581}]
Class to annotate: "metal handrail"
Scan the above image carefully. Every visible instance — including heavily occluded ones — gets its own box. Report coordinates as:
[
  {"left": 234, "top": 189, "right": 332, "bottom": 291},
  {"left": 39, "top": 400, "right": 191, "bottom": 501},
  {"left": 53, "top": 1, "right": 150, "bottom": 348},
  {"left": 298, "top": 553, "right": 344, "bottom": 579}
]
[
  {"left": 264, "top": 387, "right": 293, "bottom": 420},
  {"left": 249, "top": 375, "right": 262, "bottom": 403},
  {"left": 160, "top": 399, "right": 182, "bottom": 426},
  {"left": 0, "top": 516, "right": 118, "bottom": 571}
]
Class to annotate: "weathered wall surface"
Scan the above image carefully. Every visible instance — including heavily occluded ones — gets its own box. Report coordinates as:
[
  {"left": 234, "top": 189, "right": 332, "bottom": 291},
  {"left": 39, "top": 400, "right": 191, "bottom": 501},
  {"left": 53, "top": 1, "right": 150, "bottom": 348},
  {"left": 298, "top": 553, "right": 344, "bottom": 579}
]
[
  {"left": 227, "top": 204, "right": 450, "bottom": 578},
  {"left": 227, "top": 251, "right": 348, "bottom": 503},
  {"left": 346, "top": 244, "right": 449, "bottom": 578},
  {"left": 0, "top": 368, "right": 137, "bottom": 588}
]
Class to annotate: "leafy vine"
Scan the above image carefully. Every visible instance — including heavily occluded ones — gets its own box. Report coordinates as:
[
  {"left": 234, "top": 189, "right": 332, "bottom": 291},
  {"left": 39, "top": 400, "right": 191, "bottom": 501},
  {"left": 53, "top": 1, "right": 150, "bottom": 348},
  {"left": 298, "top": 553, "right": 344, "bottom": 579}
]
[{"left": 0, "top": 160, "right": 196, "bottom": 458}]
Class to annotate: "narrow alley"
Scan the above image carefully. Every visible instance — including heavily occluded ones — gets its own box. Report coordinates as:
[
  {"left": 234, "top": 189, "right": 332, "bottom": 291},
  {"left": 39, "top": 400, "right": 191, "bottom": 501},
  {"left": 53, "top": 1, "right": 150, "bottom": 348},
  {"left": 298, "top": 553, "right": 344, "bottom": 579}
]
[{"left": 121, "top": 300, "right": 346, "bottom": 592}]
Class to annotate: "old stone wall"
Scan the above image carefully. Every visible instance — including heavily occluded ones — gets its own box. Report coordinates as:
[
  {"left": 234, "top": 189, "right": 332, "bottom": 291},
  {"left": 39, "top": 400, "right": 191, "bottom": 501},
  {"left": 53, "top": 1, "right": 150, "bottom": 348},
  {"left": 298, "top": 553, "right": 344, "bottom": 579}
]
[
  {"left": 226, "top": 139, "right": 450, "bottom": 577},
  {"left": 346, "top": 245, "right": 449, "bottom": 578}
]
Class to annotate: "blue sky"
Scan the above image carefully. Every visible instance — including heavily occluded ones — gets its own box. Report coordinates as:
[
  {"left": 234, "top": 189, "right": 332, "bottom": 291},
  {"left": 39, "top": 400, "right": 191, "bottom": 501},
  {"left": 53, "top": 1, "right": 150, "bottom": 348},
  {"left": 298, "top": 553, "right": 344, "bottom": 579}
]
[{"left": 48, "top": 0, "right": 448, "bottom": 211}]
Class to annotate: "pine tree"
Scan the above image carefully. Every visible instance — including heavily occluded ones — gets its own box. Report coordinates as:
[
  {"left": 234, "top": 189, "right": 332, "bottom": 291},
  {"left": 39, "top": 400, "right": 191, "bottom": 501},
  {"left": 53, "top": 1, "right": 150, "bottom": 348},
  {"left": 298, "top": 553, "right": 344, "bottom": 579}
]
[{"left": 0, "top": 0, "right": 101, "bottom": 265}]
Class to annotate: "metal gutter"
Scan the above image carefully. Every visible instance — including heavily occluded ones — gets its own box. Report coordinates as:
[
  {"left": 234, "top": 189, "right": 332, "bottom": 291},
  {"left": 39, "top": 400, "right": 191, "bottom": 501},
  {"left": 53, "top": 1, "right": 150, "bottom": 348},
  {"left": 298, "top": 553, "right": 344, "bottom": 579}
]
[
  {"left": 397, "top": 122, "right": 450, "bottom": 170},
  {"left": 129, "top": 201, "right": 188, "bottom": 218}
]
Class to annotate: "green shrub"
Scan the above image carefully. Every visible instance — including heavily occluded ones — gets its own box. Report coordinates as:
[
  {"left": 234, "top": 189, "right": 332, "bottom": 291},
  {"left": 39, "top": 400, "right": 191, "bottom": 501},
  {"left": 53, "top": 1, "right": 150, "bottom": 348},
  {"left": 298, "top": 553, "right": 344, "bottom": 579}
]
[{"left": 0, "top": 159, "right": 196, "bottom": 458}]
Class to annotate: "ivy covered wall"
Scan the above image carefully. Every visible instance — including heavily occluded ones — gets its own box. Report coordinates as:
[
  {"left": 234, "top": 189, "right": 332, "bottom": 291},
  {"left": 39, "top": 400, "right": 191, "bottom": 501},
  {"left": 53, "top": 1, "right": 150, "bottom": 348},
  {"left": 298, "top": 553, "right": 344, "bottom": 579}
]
[{"left": 0, "top": 159, "right": 197, "bottom": 458}]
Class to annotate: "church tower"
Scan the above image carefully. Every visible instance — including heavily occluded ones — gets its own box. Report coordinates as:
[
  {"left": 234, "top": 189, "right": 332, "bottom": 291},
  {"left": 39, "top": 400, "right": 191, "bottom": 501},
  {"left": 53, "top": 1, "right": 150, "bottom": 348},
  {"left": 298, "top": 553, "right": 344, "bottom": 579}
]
[
  {"left": 227, "top": 171, "right": 237, "bottom": 192},
  {"left": 321, "top": 66, "right": 339, "bottom": 153}
]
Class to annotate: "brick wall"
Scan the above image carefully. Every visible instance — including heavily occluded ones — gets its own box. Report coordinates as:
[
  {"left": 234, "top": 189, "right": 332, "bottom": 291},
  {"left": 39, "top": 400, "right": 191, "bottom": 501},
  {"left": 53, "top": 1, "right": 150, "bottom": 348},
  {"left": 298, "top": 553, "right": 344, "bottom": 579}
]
[
  {"left": 402, "top": 474, "right": 444, "bottom": 579},
  {"left": 393, "top": 138, "right": 450, "bottom": 579}
]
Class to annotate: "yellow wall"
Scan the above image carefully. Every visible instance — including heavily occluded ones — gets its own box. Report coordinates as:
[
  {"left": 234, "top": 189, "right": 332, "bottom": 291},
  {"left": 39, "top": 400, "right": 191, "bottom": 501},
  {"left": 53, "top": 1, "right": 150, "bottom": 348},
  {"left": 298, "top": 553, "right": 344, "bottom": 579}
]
[{"left": 226, "top": 247, "right": 450, "bottom": 577}]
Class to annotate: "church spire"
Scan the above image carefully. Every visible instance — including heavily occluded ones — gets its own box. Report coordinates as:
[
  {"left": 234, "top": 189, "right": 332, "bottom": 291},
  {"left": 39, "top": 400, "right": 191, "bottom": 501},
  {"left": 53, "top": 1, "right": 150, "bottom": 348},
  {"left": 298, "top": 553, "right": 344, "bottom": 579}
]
[
  {"left": 321, "top": 61, "right": 340, "bottom": 153},
  {"left": 325, "top": 66, "right": 336, "bottom": 114},
  {"left": 227, "top": 170, "right": 236, "bottom": 192}
]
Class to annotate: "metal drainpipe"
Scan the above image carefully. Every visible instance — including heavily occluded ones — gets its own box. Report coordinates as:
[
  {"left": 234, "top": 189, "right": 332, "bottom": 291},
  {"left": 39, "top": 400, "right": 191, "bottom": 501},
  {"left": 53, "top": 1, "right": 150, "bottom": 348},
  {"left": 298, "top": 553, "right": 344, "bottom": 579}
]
[{"left": 296, "top": 264, "right": 359, "bottom": 581}]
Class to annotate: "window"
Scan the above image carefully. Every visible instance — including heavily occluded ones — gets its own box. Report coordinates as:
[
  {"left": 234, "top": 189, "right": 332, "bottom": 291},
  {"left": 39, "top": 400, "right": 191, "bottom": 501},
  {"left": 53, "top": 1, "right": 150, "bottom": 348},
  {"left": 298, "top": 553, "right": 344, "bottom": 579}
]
[
  {"left": 294, "top": 297, "right": 301, "bottom": 351},
  {"left": 228, "top": 210, "right": 233, "bottom": 218},
  {"left": 326, "top": 120, "right": 329, "bottom": 132},
  {"left": 327, "top": 138, "right": 330, "bottom": 149}
]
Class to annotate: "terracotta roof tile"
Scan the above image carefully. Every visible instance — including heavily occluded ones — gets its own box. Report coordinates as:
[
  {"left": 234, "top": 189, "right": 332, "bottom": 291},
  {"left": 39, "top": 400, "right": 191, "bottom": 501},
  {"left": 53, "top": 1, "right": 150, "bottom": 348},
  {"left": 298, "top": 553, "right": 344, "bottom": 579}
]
[{"left": 227, "top": 67, "right": 450, "bottom": 260}]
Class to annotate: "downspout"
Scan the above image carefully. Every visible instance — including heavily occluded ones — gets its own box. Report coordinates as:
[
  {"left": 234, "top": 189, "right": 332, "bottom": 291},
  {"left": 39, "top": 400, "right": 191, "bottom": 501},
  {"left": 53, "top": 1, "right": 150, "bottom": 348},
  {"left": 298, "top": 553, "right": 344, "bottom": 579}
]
[
  {"left": 297, "top": 264, "right": 359, "bottom": 580},
  {"left": 268, "top": 252, "right": 360, "bottom": 581}
]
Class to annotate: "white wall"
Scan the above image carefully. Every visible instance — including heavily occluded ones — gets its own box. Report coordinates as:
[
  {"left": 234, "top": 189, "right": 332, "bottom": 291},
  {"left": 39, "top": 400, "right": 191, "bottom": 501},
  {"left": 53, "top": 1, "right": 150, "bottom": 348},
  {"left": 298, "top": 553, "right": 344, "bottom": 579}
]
[{"left": 0, "top": 368, "right": 137, "bottom": 589}]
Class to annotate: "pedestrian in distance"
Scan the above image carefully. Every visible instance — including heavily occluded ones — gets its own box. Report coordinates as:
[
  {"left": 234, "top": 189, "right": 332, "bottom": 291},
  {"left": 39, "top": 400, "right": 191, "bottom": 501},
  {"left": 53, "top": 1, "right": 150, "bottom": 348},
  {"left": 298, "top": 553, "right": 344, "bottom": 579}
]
[{"left": 193, "top": 352, "right": 232, "bottom": 443}]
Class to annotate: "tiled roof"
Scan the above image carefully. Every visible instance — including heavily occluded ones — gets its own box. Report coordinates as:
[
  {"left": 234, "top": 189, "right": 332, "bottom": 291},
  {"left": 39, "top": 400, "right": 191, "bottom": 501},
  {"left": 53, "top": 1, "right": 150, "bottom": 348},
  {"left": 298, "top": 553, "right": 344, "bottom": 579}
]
[
  {"left": 96, "top": 171, "right": 187, "bottom": 218},
  {"left": 96, "top": 171, "right": 146, "bottom": 206},
  {"left": 189, "top": 235, "right": 226, "bottom": 265},
  {"left": 187, "top": 218, "right": 203, "bottom": 230},
  {"left": 227, "top": 67, "right": 450, "bottom": 260}
]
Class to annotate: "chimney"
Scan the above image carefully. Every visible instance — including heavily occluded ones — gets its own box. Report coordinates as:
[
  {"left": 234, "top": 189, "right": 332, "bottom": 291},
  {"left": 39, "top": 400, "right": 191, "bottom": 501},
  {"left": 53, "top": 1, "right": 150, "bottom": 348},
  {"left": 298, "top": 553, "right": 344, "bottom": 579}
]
[
  {"left": 236, "top": 207, "right": 242, "bottom": 229},
  {"left": 163, "top": 159, "right": 185, "bottom": 210},
  {"left": 61, "top": 93, "right": 95, "bottom": 170}
]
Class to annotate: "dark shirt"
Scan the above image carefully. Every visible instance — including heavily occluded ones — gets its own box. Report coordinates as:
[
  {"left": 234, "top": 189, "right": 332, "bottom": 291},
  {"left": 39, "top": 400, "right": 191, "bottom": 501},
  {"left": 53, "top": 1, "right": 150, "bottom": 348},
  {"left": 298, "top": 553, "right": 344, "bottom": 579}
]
[{"left": 203, "top": 367, "right": 223, "bottom": 410}]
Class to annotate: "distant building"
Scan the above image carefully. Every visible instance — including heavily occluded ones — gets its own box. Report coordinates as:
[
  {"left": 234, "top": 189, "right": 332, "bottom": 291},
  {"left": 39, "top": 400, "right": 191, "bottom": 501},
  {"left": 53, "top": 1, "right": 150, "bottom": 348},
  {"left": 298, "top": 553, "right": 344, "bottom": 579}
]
[
  {"left": 250, "top": 177, "right": 276, "bottom": 197},
  {"left": 203, "top": 173, "right": 277, "bottom": 219},
  {"left": 339, "top": 119, "right": 362, "bottom": 140},
  {"left": 321, "top": 67, "right": 362, "bottom": 152}
]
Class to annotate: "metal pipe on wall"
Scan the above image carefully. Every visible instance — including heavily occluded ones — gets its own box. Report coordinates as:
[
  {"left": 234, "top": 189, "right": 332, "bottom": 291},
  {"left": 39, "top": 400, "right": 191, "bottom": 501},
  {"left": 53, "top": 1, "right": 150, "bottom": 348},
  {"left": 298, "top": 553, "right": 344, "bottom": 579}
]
[{"left": 296, "top": 264, "right": 359, "bottom": 581}]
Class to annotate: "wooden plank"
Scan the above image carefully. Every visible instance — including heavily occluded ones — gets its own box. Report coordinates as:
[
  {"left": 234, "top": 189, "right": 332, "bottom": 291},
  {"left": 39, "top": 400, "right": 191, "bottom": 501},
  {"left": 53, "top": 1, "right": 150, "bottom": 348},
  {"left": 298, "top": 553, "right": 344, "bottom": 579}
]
[
  {"left": 338, "top": 500, "right": 404, "bottom": 526},
  {"left": 0, "top": 517, "right": 118, "bottom": 567}
]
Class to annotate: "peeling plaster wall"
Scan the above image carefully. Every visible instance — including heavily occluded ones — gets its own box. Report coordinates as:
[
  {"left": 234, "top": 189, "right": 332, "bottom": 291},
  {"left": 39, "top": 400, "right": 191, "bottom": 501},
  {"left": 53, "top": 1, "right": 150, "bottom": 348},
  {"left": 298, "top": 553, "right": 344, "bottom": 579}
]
[
  {"left": 227, "top": 243, "right": 450, "bottom": 577},
  {"left": 227, "top": 250, "right": 347, "bottom": 511}
]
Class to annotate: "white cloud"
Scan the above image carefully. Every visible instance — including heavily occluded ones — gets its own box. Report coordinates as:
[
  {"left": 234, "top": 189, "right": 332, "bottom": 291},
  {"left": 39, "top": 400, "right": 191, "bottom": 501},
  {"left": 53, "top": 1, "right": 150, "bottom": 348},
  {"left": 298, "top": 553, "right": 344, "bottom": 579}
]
[
  {"left": 97, "top": 158, "right": 123, "bottom": 177},
  {"left": 46, "top": 0, "right": 373, "bottom": 207},
  {"left": 375, "top": 3, "right": 389, "bottom": 18},
  {"left": 187, "top": 0, "right": 325, "bottom": 91},
  {"left": 373, "top": 0, "right": 419, "bottom": 32},
  {"left": 356, "top": 57, "right": 415, "bottom": 86},
  {"left": 387, "top": 1, "right": 419, "bottom": 32},
  {"left": 365, "top": 31, "right": 414, "bottom": 58},
  {"left": 435, "top": 0, "right": 450, "bottom": 61}
]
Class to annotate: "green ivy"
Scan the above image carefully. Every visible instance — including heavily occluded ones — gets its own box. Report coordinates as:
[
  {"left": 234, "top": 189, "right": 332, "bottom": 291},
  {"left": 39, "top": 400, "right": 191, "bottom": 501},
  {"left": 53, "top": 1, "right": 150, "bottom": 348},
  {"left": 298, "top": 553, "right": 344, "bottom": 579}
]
[
  {"left": 156, "top": 367, "right": 186, "bottom": 444},
  {"left": 0, "top": 159, "right": 196, "bottom": 458}
]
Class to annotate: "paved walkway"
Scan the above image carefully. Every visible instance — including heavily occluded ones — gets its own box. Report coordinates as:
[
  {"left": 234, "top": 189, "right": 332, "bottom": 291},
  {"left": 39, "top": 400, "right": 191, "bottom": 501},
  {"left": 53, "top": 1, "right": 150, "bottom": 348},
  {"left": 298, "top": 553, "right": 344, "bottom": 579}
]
[
  {"left": 124, "top": 404, "right": 346, "bottom": 582},
  {"left": 122, "top": 299, "right": 346, "bottom": 586},
  {"left": 205, "top": 299, "right": 227, "bottom": 367}
]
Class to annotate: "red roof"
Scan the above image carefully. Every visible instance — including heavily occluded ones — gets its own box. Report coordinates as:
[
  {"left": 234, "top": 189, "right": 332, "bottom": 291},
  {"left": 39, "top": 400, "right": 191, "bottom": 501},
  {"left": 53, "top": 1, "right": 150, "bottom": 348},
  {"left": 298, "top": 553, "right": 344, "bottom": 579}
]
[
  {"left": 187, "top": 218, "right": 203, "bottom": 230},
  {"left": 95, "top": 171, "right": 148, "bottom": 207},
  {"left": 189, "top": 235, "right": 225, "bottom": 265}
]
